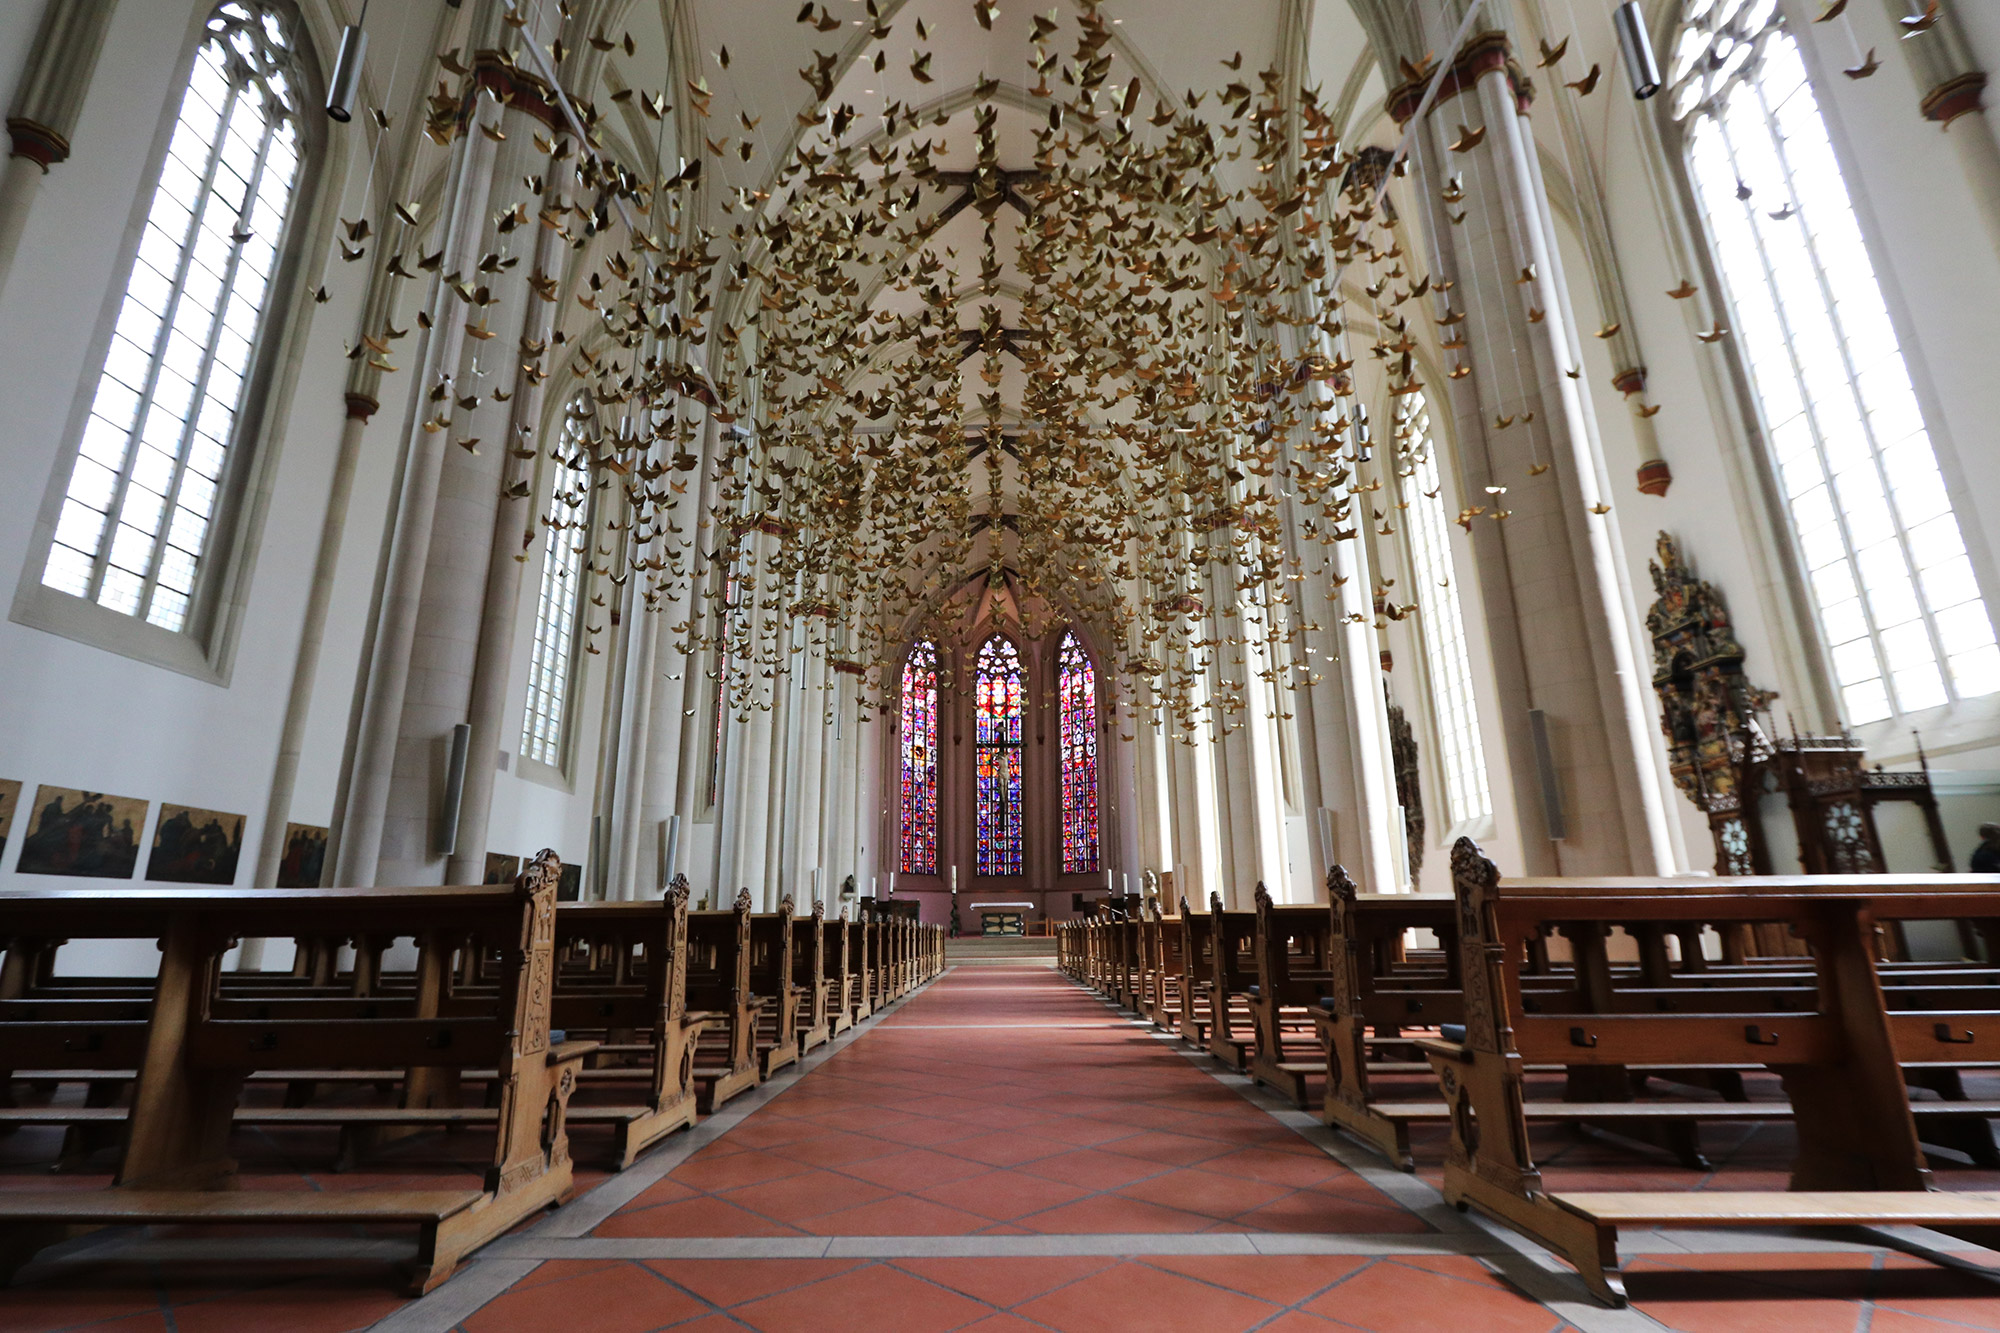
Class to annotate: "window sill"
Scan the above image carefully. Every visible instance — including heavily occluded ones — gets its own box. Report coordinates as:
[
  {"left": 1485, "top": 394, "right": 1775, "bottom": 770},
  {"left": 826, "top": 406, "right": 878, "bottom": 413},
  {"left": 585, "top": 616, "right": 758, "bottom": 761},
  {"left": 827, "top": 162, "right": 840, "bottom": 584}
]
[
  {"left": 1854, "top": 694, "right": 2000, "bottom": 764},
  {"left": 9, "top": 582, "right": 228, "bottom": 684},
  {"left": 511, "top": 753, "right": 574, "bottom": 793}
]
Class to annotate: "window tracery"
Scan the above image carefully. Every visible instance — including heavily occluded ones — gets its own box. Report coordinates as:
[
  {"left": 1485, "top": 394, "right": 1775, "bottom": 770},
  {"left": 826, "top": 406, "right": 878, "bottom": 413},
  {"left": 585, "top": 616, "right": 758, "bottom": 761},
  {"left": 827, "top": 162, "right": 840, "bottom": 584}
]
[
  {"left": 44, "top": 2, "right": 305, "bottom": 632},
  {"left": 1058, "top": 631, "right": 1099, "bottom": 874},
  {"left": 520, "top": 405, "right": 591, "bottom": 769},
  {"left": 900, "top": 639, "right": 939, "bottom": 875},
  {"left": 1670, "top": 0, "right": 1998, "bottom": 723},
  {"left": 974, "top": 635, "right": 1024, "bottom": 876}
]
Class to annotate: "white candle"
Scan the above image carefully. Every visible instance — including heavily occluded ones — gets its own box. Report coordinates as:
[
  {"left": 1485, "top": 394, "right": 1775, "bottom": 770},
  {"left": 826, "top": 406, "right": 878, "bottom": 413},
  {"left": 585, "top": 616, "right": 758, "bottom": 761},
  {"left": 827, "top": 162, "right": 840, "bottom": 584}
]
[{"left": 811, "top": 866, "right": 822, "bottom": 906}]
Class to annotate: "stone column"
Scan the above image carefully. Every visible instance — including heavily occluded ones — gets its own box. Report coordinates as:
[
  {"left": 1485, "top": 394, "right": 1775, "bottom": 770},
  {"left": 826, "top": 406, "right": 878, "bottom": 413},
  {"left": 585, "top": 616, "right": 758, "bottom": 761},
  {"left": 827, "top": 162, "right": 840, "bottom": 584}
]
[
  {"left": 331, "top": 2, "right": 513, "bottom": 886},
  {"left": 1385, "top": 23, "right": 1673, "bottom": 875},
  {"left": 0, "top": 0, "right": 116, "bottom": 300},
  {"left": 1889, "top": 1, "right": 2000, "bottom": 266},
  {"left": 255, "top": 388, "right": 375, "bottom": 889},
  {"left": 445, "top": 129, "right": 571, "bottom": 885}
]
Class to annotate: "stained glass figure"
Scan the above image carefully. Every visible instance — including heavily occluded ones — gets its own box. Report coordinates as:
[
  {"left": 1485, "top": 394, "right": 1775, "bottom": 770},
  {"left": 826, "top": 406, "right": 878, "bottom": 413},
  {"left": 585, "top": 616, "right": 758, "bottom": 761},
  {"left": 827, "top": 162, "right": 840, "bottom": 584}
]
[
  {"left": 974, "top": 636, "right": 1024, "bottom": 876},
  {"left": 899, "top": 640, "right": 939, "bottom": 874},
  {"left": 1058, "top": 630, "right": 1100, "bottom": 873}
]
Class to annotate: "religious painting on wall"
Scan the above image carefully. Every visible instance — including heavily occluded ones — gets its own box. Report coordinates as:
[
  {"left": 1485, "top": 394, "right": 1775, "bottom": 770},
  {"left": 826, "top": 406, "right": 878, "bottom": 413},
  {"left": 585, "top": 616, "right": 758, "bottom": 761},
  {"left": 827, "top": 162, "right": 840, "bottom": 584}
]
[
  {"left": 15, "top": 786, "right": 147, "bottom": 878},
  {"left": 0, "top": 779, "right": 20, "bottom": 863},
  {"left": 484, "top": 852, "right": 522, "bottom": 885},
  {"left": 558, "top": 862, "right": 583, "bottom": 901},
  {"left": 275, "top": 822, "right": 327, "bottom": 888},
  {"left": 146, "top": 804, "right": 246, "bottom": 884}
]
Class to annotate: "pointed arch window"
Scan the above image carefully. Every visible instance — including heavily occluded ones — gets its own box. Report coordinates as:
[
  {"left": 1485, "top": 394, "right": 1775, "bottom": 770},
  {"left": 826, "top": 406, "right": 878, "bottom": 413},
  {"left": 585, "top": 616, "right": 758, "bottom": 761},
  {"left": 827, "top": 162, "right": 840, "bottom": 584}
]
[
  {"left": 1058, "top": 631, "right": 1100, "bottom": 873},
  {"left": 1394, "top": 392, "right": 1491, "bottom": 825},
  {"left": 43, "top": 2, "right": 307, "bottom": 632},
  {"left": 1670, "top": 0, "right": 1998, "bottom": 723},
  {"left": 520, "top": 406, "right": 592, "bottom": 768},
  {"left": 974, "top": 635, "right": 1025, "bottom": 876},
  {"left": 708, "top": 572, "right": 737, "bottom": 809},
  {"left": 899, "top": 640, "right": 940, "bottom": 874}
]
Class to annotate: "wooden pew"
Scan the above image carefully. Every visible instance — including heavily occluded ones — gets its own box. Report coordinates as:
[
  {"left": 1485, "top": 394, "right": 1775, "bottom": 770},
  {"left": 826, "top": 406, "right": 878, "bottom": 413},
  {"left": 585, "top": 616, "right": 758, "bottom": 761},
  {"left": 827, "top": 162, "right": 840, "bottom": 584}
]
[
  {"left": 1176, "top": 900, "right": 1218, "bottom": 1047},
  {"left": 0, "top": 853, "right": 589, "bottom": 1293},
  {"left": 749, "top": 900, "right": 801, "bottom": 1078},
  {"left": 1420, "top": 838, "right": 2000, "bottom": 1306},
  {"left": 823, "top": 914, "right": 854, "bottom": 1036},
  {"left": 547, "top": 880, "right": 711, "bottom": 1168},
  {"left": 846, "top": 919, "right": 876, "bottom": 1024},
  {"left": 792, "top": 902, "right": 832, "bottom": 1056},
  {"left": 1149, "top": 905, "right": 1188, "bottom": 1033},
  {"left": 686, "top": 890, "right": 762, "bottom": 1112},
  {"left": 1245, "top": 884, "right": 1337, "bottom": 1108},
  {"left": 1313, "top": 871, "right": 1463, "bottom": 1168},
  {"left": 1206, "top": 893, "right": 1258, "bottom": 1071}
]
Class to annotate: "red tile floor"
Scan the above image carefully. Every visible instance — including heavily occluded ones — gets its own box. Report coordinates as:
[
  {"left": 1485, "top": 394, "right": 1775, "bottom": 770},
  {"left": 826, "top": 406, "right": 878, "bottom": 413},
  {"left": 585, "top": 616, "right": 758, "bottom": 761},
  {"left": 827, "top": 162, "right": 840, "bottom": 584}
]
[{"left": 8, "top": 961, "right": 2000, "bottom": 1332}]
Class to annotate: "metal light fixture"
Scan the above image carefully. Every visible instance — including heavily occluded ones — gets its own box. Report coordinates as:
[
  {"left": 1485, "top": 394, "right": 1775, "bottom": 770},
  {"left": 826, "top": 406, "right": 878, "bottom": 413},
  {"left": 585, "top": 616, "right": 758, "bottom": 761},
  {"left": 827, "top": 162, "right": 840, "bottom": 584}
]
[
  {"left": 1614, "top": 0, "right": 1663, "bottom": 100},
  {"left": 325, "top": 0, "right": 369, "bottom": 122}
]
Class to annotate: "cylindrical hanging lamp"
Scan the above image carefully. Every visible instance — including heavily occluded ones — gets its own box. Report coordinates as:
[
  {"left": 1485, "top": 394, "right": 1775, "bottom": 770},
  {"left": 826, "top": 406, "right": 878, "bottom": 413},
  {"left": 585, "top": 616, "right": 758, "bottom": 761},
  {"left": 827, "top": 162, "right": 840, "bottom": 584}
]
[
  {"left": 1614, "top": 1, "right": 1663, "bottom": 100},
  {"left": 325, "top": 1, "right": 369, "bottom": 122}
]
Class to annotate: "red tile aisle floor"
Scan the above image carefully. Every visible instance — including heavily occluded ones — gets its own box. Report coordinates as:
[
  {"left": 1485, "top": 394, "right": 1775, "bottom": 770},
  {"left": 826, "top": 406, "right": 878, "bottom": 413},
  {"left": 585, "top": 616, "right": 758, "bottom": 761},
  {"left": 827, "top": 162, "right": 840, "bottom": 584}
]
[{"left": 8, "top": 961, "right": 2000, "bottom": 1332}]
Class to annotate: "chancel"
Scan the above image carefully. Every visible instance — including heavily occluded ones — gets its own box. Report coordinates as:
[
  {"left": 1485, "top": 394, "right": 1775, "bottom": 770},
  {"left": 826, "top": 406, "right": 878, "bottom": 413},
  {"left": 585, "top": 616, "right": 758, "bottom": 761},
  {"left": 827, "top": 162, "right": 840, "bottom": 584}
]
[{"left": 4, "top": 0, "right": 2000, "bottom": 1326}]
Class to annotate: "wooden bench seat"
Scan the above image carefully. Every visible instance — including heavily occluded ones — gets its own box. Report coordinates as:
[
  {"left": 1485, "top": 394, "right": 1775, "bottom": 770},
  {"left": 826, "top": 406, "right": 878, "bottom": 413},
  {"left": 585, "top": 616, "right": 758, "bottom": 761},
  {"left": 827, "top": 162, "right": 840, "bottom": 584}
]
[
  {"left": 0, "top": 852, "right": 589, "bottom": 1293},
  {"left": 1423, "top": 838, "right": 2000, "bottom": 1305},
  {"left": 0, "top": 1188, "right": 485, "bottom": 1291}
]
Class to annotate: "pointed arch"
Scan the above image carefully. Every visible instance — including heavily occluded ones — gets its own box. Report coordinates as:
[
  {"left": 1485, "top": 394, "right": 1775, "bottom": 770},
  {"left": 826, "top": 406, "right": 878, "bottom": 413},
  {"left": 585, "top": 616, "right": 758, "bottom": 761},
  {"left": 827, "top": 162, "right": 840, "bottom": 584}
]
[
  {"left": 974, "top": 634, "right": 1025, "bottom": 876},
  {"left": 899, "top": 639, "right": 940, "bottom": 874},
  {"left": 1058, "top": 629, "right": 1100, "bottom": 874},
  {"left": 519, "top": 400, "right": 594, "bottom": 769},
  {"left": 1668, "top": 0, "right": 1997, "bottom": 723}
]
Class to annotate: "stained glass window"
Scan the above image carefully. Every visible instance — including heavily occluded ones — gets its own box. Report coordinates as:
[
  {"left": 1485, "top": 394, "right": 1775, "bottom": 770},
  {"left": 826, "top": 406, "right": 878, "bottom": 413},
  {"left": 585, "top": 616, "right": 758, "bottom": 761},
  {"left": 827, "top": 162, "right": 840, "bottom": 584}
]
[
  {"left": 1670, "top": 0, "right": 1998, "bottom": 723},
  {"left": 44, "top": 2, "right": 305, "bottom": 631},
  {"left": 1058, "top": 631, "right": 1100, "bottom": 873},
  {"left": 899, "top": 640, "right": 939, "bottom": 874},
  {"left": 519, "top": 406, "right": 591, "bottom": 767},
  {"left": 974, "top": 635, "right": 1024, "bottom": 876}
]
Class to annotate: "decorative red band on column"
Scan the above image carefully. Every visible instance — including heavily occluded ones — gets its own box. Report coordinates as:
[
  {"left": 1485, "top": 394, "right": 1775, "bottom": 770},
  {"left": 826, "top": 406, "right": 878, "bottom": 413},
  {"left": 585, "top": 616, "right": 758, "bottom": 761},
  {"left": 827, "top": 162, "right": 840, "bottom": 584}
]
[
  {"left": 1611, "top": 366, "right": 1647, "bottom": 397},
  {"left": 1921, "top": 72, "right": 1987, "bottom": 127},
  {"left": 1385, "top": 33, "right": 1532, "bottom": 126},
  {"left": 345, "top": 392, "right": 380, "bottom": 421},
  {"left": 469, "top": 51, "right": 568, "bottom": 133},
  {"left": 7, "top": 118, "right": 68, "bottom": 171},
  {"left": 1636, "top": 459, "right": 1674, "bottom": 497},
  {"left": 1379, "top": 649, "right": 1394, "bottom": 675},
  {"left": 831, "top": 659, "right": 867, "bottom": 677}
]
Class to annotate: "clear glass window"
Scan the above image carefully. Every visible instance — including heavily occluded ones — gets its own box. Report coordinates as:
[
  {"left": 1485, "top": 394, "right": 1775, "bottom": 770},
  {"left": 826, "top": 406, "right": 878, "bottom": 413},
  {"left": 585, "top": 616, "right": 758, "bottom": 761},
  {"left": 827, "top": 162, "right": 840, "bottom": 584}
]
[
  {"left": 1671, "top": 0, "right": 1998, "bottom": 723},
  {"left": 43, "top": 3, "right": 304, "bottom": 632}
]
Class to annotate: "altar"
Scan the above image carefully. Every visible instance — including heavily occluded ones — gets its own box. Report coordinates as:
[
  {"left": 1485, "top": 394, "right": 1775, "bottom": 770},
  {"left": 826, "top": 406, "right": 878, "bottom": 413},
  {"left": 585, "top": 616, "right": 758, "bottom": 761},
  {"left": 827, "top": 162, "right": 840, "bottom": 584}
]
[{"left": 971, "top": 901, "right": 1034, "bottom": 936}]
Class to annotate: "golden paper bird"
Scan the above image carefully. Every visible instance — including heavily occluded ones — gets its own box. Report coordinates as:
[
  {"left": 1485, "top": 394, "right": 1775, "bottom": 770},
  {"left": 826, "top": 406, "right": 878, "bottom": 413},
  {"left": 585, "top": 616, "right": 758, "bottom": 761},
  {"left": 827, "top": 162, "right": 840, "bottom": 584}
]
[
  {"left": 1844, "top": 48, "right": 1881, "bottom": 78},
  {"left": 1449, "top": 123, "right": 1486, "bottom": 153}
]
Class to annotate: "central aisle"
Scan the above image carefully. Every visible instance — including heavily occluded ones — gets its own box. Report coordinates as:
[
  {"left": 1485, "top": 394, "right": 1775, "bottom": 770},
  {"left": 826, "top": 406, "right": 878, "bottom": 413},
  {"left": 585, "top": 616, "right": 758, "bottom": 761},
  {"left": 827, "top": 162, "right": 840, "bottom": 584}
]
[
  {"left": 597, "top": 961, "right": 1425, "bottom": 1239},
  {"left": 436, "top": 964, "right": 1563, "bottom": 1333}
]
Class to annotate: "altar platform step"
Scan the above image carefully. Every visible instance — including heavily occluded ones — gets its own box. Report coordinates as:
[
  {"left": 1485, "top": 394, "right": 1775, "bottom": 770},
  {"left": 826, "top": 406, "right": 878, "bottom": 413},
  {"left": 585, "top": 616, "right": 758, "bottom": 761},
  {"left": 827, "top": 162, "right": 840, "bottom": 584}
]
[{"left": 946, "top": 937, "right": 1058, "bottom": 963}]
